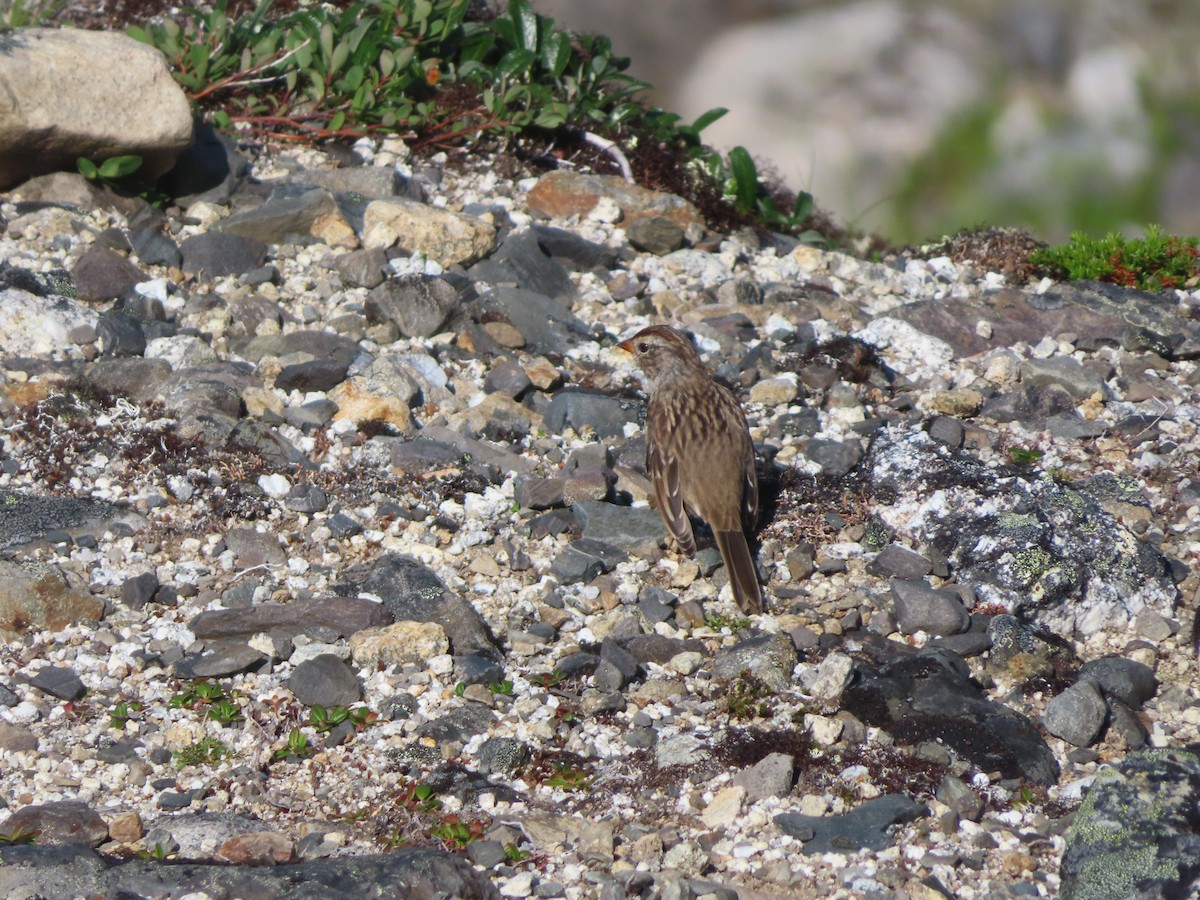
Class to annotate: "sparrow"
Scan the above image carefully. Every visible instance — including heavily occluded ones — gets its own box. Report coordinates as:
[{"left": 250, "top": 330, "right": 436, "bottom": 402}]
[{"left": 618, "top": 324, "right": 763, "bottom": 614}]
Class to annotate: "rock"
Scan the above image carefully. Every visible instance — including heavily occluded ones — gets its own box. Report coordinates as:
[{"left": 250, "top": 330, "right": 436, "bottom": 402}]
[
  {"left": 843, "top": 650, "right": 1059, "bottom": 785},
  {"left": 365, "top": 276, "right": 460, "bottom": 338},
  {"left": 805, "top": 651, "right": 855, "bottom": 703},
  {"left": 71, "top": 247, "right": 146, "bottom": 303},
  {"left": 360, "top": 198, "right": 495, "bottom": 265},
  {"left": 174, "top": 642, "right": 268, "bottom": 679},
  {"left": 1042, "top": 680, "right": 1107, "bottom": 747},
  {"left": 573, "top": 500, "right": 667, "bottom": 551},
  {"left": 805, "top": 438, "right": 863, "bottom": 476},
  {"left": 474, "top": 287, "right": 591, "bottom": 354},
  {"left": 866, "top": 545, "right": 933, "bottom": 579},
  {"left": 467, "top": 227, "right": 575, "bottom": 298},
  {"left": 287, "top": 654, "right": 361, "bottom": 707},
  {"left": 0, "top": 28, "right": 192, "bottom": 188},
  {"left": 193, "top": 595, "right": 370, "bottom": 643},
  {"left": 120, "top": 572, "right": 160, "bottom": 609},
  {"left": 349, "top": 621, "right": 449, "bottom": 669},
  {"left": 0, "top": 801, "right": 108, "bottom": 848},
  {"left": 775, "top": 794, "right": 929, "bottom": 854},
  {"left": 890, "top": 578, "right": 971, "bottom": 636},
  {"left": 865, "top": 428, "right": 1175, "bottom": 637},
  {"left": 219, "top": 187, "right": 350, "bottom": 247},
  {"left": 216, "top": 831, "right": 295, "bottom": 866},
  {"left": 350, "top": 555, "right": 499, "bottom": 659},
  {"left": 626, "top": 215, "right": 685, "bottom": 255},
  {"left": 275, "top": 358, "right": 351, "bottom": 393},
  {"left": 0, "top": 289, "right": 96, "bottom": 357},
  {"left": 0, "top": 721, "right": 37, "bottom": 752},
  {"left": 527, "top": 170, "right": 703, "bottom": 232},
  {"left": 543, "top": 390, "right": 642, "bottom": 439},
  {"left": 0, "top": 843, "right": 500, "bottom": 898},
  {"left": 731, "top": 752, "right": 794, "bottom": 802},
  {"left": 1061, "top": 748, "right": 1200, "bottom": 900},
  {"left": 180, "top": 232, "right": 269, "bottom": 280},
  {"left": 713, "top": 634, "right": 798, "bottom": 693},
  {"left": 0, "top": 561, "right": 104, "bottom": 636},
  {"left": 475, "top": 737, "right": 530, "bottom": 776},
  {"left": 1076, "top": 657, "right": 1157, "bottom": 707},
  {"left": 335, "top": 246, "right": 388, "bottom": 288}
]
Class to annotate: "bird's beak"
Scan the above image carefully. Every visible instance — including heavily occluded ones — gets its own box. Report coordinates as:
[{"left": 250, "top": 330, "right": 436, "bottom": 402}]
[{"left": 616, "top": 338, "right": 634, "bottom": 354}]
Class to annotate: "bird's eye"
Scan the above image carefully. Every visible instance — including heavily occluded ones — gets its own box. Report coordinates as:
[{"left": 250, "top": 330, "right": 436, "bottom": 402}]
[{"left": 636, "top": 342, "right": 649, "bottom": 353}]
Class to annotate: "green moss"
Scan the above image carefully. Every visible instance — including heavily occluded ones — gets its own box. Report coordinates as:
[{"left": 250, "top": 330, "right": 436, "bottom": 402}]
[
  {"left": 1011, "top": 547, "right": 1052, "bottom": 583},
  {"left": 1030, "top": 225, "right": 1199, "bottom": 291}
]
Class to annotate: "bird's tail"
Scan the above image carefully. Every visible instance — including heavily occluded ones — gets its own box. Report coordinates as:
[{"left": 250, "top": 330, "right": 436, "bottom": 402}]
[{"left": 715, "top": 530, "right": 763, "bottom": 614}]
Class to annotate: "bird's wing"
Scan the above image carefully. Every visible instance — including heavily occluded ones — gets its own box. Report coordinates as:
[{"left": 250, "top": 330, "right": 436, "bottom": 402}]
[
  {"left": 742, "top": 434, "right": 759, "bottom": 531},
  {"left": 649, "top": 440, "right": 696, "bottom": 555}
]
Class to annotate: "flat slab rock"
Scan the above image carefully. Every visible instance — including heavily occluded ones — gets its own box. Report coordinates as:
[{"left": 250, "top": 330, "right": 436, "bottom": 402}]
[{"left": 0, "top": 843, "right": 499, "bottom": 899}]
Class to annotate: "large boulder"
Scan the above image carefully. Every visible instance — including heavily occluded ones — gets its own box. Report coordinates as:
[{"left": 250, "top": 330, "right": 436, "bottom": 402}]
[{"left": 0, "top": 28, "right": 193, "bottom": 188}]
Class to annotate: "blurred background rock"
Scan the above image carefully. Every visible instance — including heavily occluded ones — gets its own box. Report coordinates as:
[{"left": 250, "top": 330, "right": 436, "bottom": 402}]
[{"left": 538, "top": 0, "right": 1200, "bottom": 244}]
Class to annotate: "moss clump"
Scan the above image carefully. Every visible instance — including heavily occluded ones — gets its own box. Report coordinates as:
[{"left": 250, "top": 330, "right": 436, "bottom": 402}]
[{"left": 1030, "top": 225, "right": 1200, "bottom": 292}]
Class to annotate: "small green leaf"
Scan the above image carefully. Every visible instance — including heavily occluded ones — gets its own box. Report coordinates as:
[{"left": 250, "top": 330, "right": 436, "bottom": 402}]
[
  {"left": 329, "top": 110, "right": 346, "bottom": 131},
  {"left": 728, "top": 146, "right": 759, "bottom": 215},
  {"left": 508, "top": 0, "right": 538, "bottom": 52},
  {"left": 76, "top": 157, "right": 99, "bottom": 179},
  {"left": 792, "top": 190, "right": 814, "bottom": 223},
  {"left": 690, "top": 107, "right": 728, "bottom": 133},
  {"left": 329, "top": 39, "right": 350, "bottom": 74}
]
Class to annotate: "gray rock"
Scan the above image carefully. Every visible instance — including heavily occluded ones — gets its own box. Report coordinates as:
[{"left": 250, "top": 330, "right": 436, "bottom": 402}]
[
  {"left": 866, "top": 428, "right": 1176, "bottom": 638},
  {"left": 365, "top": 276, "right": 460, "bottom": 338},
  {"left": 0, "top": 843, "right": 500, "bottom": 898},
  {"left": 483, "top": 358, "right": 532, "bottom": 397},
  {"left": 1077, "top": 656, "right": 1157, "bottom": 707},
  {"left": 530, "top": 224, "right": 617, "bottom": 271},
  {"left": 475, "top": 286, "right": 590, "bottom": 354},
  {"left": 927, "top": 415, "right": 965, "bottom": 448},
  {"left": 180, "top": 232, "right": 268, "bottom": 279},
  {"left": 174, "top": 641, "right": 268, "bottom": 680},
  {"left": 890, "top": 578, "right": 971, "bottom": 636},
  {"left": 843, "top": 649, "right": 1059, "bottom": 785},
  {"left": 1042, "top": 679, "right": 1107, "bottom": 747},
  {"left": 26, "top": 666, "right": 86, "bottom": 701},
  {"left": 465, "top": 839, "right": 508, "bottom": 869},
  {"left": 713, "top": 634, "right": 798, "bottom": 693},
  {"left": 775, "top": 793, "right": 929, "bottom": 854},
  {"left": 0, "top": 29, "right": 192, "bottom": 189},
  {"left": 550, "top": 538, "right": 625, "bottom": 583},
  {"left": 72, "top": 247, "right": 146, "bottom": 303},
  {"left": 867, "top": 544, "right": 933, "bottom": 579},
  {"left": 85, "top": 357, "right": 173, "bottom": 404},
  {"left": 626, "top": 216, "right": 684, "bottom": 255},
  {"left": 543, "top": 390, "right": 642, "bottom": 439},
  {"left": 1061, "top": 748, "right": 1200, "bottom": 900},
  {"left": 120, "top": 572, "right": 159, "bottom": 610},
  {"left": 287, "top": 654, "right": 361, "bottom": 707},
  {"left": 275, "top": 358, "right": 351, "bottom": 392},
  {"left": 804, "top": 438, "right": 863, "bottom": 476},
  {"left": 96, "top": 310, "right": 147, "bottom": 357},
  {"left": 335, "top": 246, "right": 389, "bottom": 288},
  {"left": 353, "top": 554, "right": 499, "bottom": 659},
  {"left": 475, "top": 737, "right": 530, "bottom": 775},
  {"left": 468, "top": 227, "right": 575, "bottom": 298},
  {"left": 980, "top": 384, "right": 1076, "bottom": 424},
  {"left": 129, "top": 226, "right": 182, "bottom": 268},
  {"left": 0, "top": 800, "right": 108, "bottom": 848},
  {"left": 513, "top": 475, "right": 567, "bottom": 510},
  {"left": 416, "top": 704, "right": 495, "bottom": 745},
  {"left": 1020, "top": 356, "right": 1109, "bottom": 401},
  {"left": 731, "top": 752, "right": 794, "bottom": 802},
  {"left": 574, "top": 500, "right": 668, "bottom": 551},
  {"left": 1106, "top": 696, "right": 1149, "bottom": 750},
  {"left": 598, "top": 638, "right": 642, "bottom": 690},
  {"left": 219, "top": 186, "right": 337, "bottom": 243}
]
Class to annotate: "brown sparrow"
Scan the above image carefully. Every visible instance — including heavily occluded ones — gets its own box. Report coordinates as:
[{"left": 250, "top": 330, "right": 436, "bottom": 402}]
[{"left": 618, "top": 325, "right": 763, "bottom": 614}]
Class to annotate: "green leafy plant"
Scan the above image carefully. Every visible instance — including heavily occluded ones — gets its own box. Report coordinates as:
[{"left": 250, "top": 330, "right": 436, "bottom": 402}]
[
  {"left": 429, "top": 813, "right": 485, "bottom": 849},
  {"left": 1030, "top": 225, "right": 1200, "bottom": 292},
  {"left": 529, "top": 671, "right": 565, "bottom": 689},
  {"left": 272, "top": 727, "right": 314, "bottom": 761},
  {"left": 454, "top": 681, "right": 467, "bottom": 697},
  {"left": 0, "top": 0, "right": 66, "bottom": 30},
  {"left": 170, "top": 680, "right": 225, "bottom": 710},
  {"left": 504, "top": 841, "right": 530, "bottom": 862},
  {"left": 207, "top": 698, "right": 243, "bottom": 726},
  {"left": 172, "top": 736, "right": 229, "bottom": 767},
  {"left": 0, "top": 824, "right": 38, "bottom": 845},
  {"left": 77, "top": 154, "right": 143, "bottom": 185},
  {"left": 488, "top": 679, "right": 515, "bottom": 697},
  {"left": 725, "top": 671, "right": 775, "bottom": 720},
  {"left": 309, "top": 704, "right": 378, "bottom": 732},
  {"left": 1008, "top": 447, "right": 1044, "bottom": 465},
  {"left": 543, "top": 762, "right": 591, "bottom": 791},
  {"left": 703, "top": 612, "right": 751, "bottom": 632},
  {"left": 109, "top": 701, "right": 144, "bottom": 730}
]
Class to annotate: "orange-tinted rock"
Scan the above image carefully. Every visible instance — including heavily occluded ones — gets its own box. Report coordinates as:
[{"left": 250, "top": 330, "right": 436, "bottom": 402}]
[{"left": 527, "top": 171, "right": 703, "bottom": 232}]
